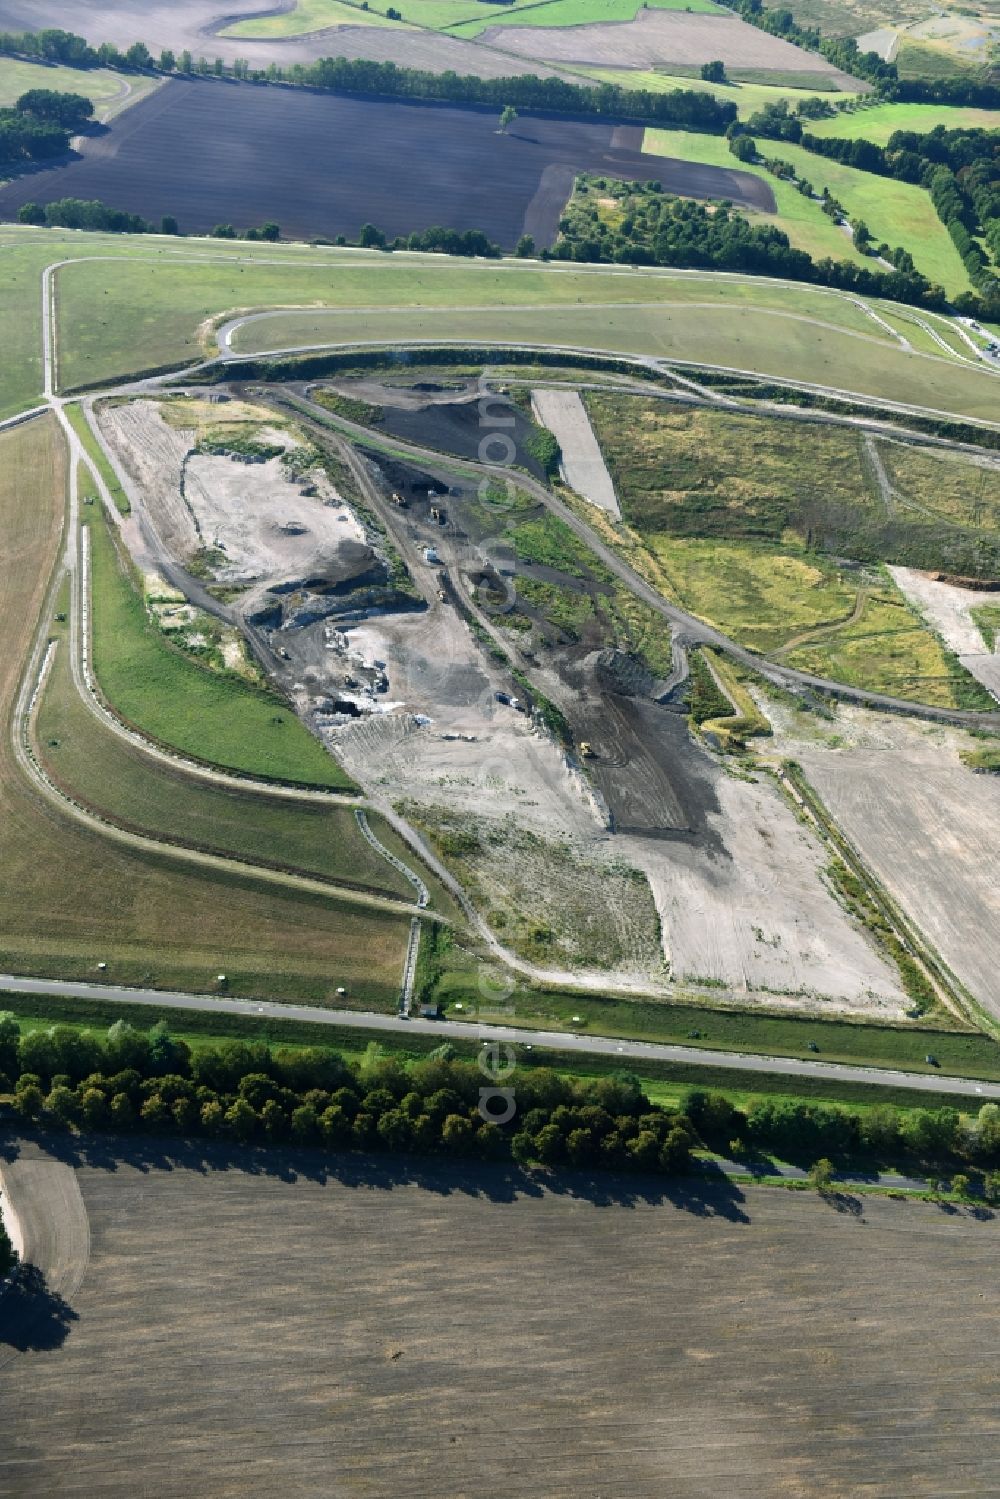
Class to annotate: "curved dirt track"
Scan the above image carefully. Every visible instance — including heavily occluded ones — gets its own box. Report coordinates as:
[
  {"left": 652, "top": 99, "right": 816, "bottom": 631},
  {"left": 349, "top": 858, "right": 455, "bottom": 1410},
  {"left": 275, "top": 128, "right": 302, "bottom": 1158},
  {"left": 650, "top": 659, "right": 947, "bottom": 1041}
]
[{"left": 0, "top": 1153, "right": 90, "bottom": 1368}]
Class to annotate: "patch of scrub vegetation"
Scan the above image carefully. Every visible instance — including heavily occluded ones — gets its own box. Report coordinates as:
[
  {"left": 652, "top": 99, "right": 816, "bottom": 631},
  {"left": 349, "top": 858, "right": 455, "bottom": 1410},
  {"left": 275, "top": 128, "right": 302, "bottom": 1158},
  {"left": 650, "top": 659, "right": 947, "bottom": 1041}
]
[
  {"left": 691, "top": 649, "right": 773, "bottom": 749},
  {"left": 961, "top": 734, "right": 1000, "bottom": 773},
  {"left": 64, "top": 402, "right": 130, "bottom": 514},
  {"left": 824, "top": 856, "right": 937, "bottom": 1014},
  {"left": 588, "top": 395, "right": 1000, "bottom": 573},
  {"left": 309, "top": 387, "right": 386, "bottom": 427},
  {"left": 86, "top": 510, "right": 355, "bottom": 787},
  {"left": 403, "top": 805, "right": 665, "bottom": 974},
  {"left": 144, "top": 573, "right": 262, "bottom": 684},
  {"left": 971, "top": 606, "right": 1000, "bottom": 651}
]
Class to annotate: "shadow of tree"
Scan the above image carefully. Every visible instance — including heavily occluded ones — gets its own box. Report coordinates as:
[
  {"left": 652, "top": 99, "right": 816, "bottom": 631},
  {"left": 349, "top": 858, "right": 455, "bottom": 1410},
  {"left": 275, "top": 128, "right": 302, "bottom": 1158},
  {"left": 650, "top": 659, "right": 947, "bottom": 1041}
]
[
  {"left": 0, "top": 1265, "right": 78, "bottom": 1354},
  {"left": 3, "top": 1127, "right": 750, "bottom": 1223}
]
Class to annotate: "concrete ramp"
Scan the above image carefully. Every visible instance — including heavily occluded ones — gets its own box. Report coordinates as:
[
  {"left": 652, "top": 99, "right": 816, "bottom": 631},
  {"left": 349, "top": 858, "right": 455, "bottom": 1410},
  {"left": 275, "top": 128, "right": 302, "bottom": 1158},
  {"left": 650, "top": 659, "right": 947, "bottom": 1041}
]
[{"left": 531, "top": 389, "right": 620, "bottom": 518}]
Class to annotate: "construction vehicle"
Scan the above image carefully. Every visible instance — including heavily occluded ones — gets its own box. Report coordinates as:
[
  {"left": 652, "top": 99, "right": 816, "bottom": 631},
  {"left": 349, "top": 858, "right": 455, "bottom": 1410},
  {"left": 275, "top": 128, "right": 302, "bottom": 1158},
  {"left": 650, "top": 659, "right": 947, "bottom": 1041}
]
[{"left": 579, "top": 741, "right": 594, "bottom": 758}]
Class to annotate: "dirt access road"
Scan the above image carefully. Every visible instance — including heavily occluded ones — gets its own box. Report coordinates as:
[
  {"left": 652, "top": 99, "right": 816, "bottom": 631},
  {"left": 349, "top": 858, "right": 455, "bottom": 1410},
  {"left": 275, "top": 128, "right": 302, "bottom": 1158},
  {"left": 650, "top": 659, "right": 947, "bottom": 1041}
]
[{"left": 265, "top": 386, "right": 1000, "bottom": 733}]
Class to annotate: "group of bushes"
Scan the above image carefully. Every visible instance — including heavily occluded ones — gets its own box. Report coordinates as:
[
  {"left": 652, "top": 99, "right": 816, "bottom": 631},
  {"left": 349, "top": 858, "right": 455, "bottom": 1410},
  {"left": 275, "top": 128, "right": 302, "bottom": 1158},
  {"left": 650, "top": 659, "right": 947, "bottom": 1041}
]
[
  {"left": 0, "top": 1016, "right": 693, "bottom": 1177},
  {"left": 0, "top": 86, "right": 93, "bottom": 164},
  {"left": 554, "top": 180, "right": 945, "bottom": 310},
  {"left": 684, "top": 1087, "right": 1000, "bottom": 1190}
]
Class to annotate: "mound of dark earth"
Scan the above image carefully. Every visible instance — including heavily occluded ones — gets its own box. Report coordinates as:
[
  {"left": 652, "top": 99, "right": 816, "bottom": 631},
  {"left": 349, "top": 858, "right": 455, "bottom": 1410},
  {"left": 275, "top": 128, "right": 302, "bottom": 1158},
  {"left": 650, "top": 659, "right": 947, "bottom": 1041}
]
[
  {"left": 377, "top": 399, "right": 549, "bottom": 482},
  {"left": 0, "top": 78, "right": 774, "bottom": 248}
]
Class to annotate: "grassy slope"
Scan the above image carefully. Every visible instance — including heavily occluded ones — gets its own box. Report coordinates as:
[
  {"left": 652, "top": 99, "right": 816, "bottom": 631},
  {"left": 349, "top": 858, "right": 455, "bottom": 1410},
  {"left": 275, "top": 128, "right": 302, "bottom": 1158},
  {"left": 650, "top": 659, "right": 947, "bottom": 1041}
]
[
  {"left": 35, "top": 629, "right": 416, "bottom": 900},
  {"left": 645, "top": 126, "right": 974, "bottom": 295},
  {"left": 64, "top": 403, "right": 130, "bottom": 513},
  {"left": 233, "top": 301, "right": 1000, "bottom": 420},
  {"left": 3, "top": 228, "right": 997, "bottom": 422},
  {"left": 579, "top": 67, "right": 862, "bottom": 117},
  {"left": 0, "top": 417, "right": 407, "bottom": 1006},
  {"left": 0, "top": 57, "right": 161, "bottom": 116},
  {"left": 88, "top": 509, "right": 354, "bottom": 787},
  {"left": 807, "top": 100, "right": 1000, "bottom": 143}
]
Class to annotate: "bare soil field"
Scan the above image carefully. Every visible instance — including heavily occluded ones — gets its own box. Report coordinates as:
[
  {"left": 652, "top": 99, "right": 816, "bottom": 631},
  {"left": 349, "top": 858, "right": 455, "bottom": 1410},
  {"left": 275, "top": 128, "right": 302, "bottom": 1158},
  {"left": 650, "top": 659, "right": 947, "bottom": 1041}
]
[
  {"left": 480, "top": 8, "right": 860, "bottom": 78},
  {"left": 0, "top": 79, "right": 773, "bottom": 248},
  {"left": 767, "top": 704, "right": 1000, "bottom": 1019},
  {"left": 888, "top": 565, "right": 1000, "bottom": 701},
  {"left": 2, "top": 1137, "right": 999, "bottom": 1497}
]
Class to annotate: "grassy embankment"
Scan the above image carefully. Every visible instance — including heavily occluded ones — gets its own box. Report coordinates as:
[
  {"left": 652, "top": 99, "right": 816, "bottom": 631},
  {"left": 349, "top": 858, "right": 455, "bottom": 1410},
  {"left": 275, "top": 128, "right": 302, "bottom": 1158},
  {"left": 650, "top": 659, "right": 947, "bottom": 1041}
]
[
  {"left": 63, "top": 402, "right": 130, "bottom": 513},
  {"left": 87, "top": 507, "right": 355, "bottom": 786},
  {"left": 644, "top": 126, "right": 975, "bottom": 297},
  {"left": 40, "top": 240, "right": 1000, "bottom": 421},
  {"left": 0, "top": 418, "right": 409, "bottom": 1006},
  {"left": 0, "top": 229, "right": 989, "bottom": 423},
  {"left": 35, "top": 622, "right": 424, "bottom": 903},
  {"left": 585, "top": 394, "right": 997, "bottom": 708}
]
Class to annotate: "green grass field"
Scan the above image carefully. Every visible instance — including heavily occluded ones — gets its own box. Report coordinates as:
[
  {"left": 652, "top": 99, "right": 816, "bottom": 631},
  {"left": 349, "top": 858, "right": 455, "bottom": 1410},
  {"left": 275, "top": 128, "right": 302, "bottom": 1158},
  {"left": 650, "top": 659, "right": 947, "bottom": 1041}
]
[
  {"left": 807, "top": 99, "right": 1000, "bottom": 143},
  {"left": 0, "top": 57, "right": 161, "bottom": 117},
  {"left": 225, "top": 0, "right": 411, "bottom": 33},
  {"left": 645, "top": 126, "right": 975, "bottom": 296},
  {"left": 224, "top": 0, "right": 720, "bottom": 36},
  {"left": 449, "top": 0, "right": 721, "bottom": 33},
  {"left": 3, "top": 228, "right": 997, "bottom": 425},
  {"left": 643, "top": 126, "right": 873, "bottom": 265},
  {"left": 35, "top": 634, "right": 419, "bottom": 901},
  {"left": 87, "top": 508, "right": 354, "bottom": 787}
]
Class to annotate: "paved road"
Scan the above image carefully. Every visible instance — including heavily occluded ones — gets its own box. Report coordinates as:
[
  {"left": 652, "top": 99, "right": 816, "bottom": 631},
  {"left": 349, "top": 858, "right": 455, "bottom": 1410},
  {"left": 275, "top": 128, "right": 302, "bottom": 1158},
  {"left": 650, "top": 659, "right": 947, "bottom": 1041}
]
[{"left": 3, "top": 974, "right": 999, "bottom": 1099}]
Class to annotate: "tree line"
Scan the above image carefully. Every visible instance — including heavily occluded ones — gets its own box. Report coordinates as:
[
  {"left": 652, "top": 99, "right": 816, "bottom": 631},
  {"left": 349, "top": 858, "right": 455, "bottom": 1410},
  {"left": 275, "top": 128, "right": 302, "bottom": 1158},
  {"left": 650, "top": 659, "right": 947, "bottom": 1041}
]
[
  {"left": 0, "top": 26, "right": 736, "bottom": 133},
  {"left": 4, "top": 1014, "right": 1000, "bottom": 1194},
  {"left": 0, "top": 86, "right": 93, "bottom": 164},
  {"left": 552, "top": 179, "right": 947, "bottom": 311},
  {"left": 0, "top": 1015, "right": 693, "bottom": 1176},
  {"left": 685, "top": 1087, "right": 1000, "bottom": 1199},
  {"left": 798, "top": 123, "right": 1000, "bottom": 318}
]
